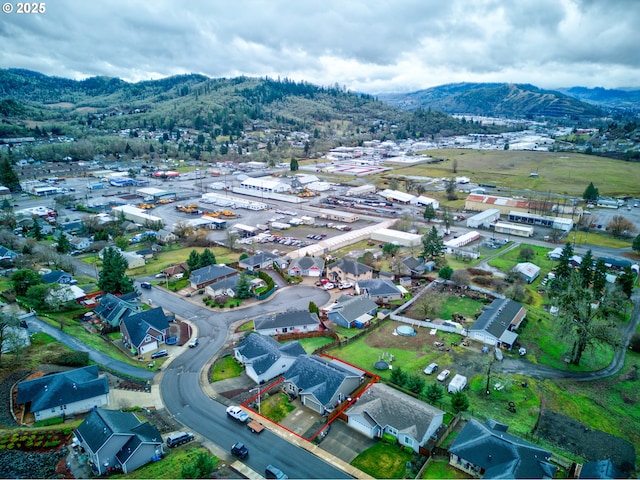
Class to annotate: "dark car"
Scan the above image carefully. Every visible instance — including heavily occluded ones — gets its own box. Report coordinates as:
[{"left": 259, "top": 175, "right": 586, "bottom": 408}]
[
  {"left": 140, "top": 282, "right": 152, "bottom": 289},
  {"left": 231, "top": 442, "right": 248, "bottom": 459},
  {"left": 150, "top": 349, "right": 168, "bottom": 359}
]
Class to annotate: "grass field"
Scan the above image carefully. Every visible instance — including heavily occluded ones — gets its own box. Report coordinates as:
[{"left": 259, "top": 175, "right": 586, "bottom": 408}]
[
  {"left": 294, "top": 336, "right": 335, "bottom": 353},
  {"left": 210, "top": 355, "right": 243, "bottom": 382},
  {"left": 351, "top": 442, "right": 414, "bottom": 479},
  {"left": 111, "top": 446, "right": 218, "bottom": 479},
  {"left": 385, "top": 149, "right": 640, "bottom": 197}
]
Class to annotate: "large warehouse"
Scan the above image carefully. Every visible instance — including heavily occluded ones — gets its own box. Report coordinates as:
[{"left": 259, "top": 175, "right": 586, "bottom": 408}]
[
  {"left": 370, "top": 228, "right": 422, "bottom": 247},
  {"left": 466, "top": 209, "right": 501, "bottom": 228},
  {"left": 111, "top": 205, "right": 163, "bottom": 225}
]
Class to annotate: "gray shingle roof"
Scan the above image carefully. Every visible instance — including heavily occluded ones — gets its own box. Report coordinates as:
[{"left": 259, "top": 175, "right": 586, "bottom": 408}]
[
  {"left": 449, "top": 418, "right": 557, "bottom": 479},
  {"left": 357, "top": 279, "right": 402, "bottom": 296},
  {"left": 289, "top": 256, "right": 325, "bottom": 272},
  {"left": 17, "top": 365, "right": 108, "bottom": 412},
  {"left": 235, "top": 333, "right": 305, "bottom": 375},
  {"left": 241, "top": 251, "right": 278, "bottom": 267},
  {"left": 470, "top": 298, "right": 524, "bottom": 339},
  {"left": 347, "top": 383, "right": 443, "bottom": 439},
  {"left": 328, "top": 258, "right": 373, "bottom": 276},
  {"left": 190, "top": 264, "right": 237, "bottom": 285},
  {"left": 285, "top": 355, "right": 360, "bottom": 406},
  {"left": 329, "top": 295, "right": 378, "bottom": 322},
  {"left": 121, "top": 307, "right": 170, "bottom": 347},
  {"left": 254, "top": 310, "right": 320, "bottom": 331},
  {"left": 95, "top": 293, "right": 140, "bottom": 327}
]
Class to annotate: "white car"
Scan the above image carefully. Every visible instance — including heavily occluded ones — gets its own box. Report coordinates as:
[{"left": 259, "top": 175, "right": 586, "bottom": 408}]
[
  {"left": 174, "top": 273, "right": 184, "bottom": 279},
  {"left": 437, "top": 369, "right": 451, "bottom": 382},
  {"left": 338, "top": 282, "right": 353, "bottom": 290},
  {"left": 323, "top": 282, "right": 335, "bottom": 290}
]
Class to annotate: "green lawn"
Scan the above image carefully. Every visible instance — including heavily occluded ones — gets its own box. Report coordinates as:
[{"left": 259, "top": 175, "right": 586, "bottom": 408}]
[
  {"left": 487, "top": 244, "right": 555, "bottom": 278},
  {"left": 111, "top": 446, "right": 217, "bottom": 479},
  {"left": 293, "top": 336, "right": 336, "bottom": 354},
  {"left": 351, "top": 442, "right": 414, "bottom": 479},
  {"left": 421, "top": 458, "right": 472, "bottom": 479},
  {"left": 566, "top": 231, "right": 631, "bottom": 249},
  {"left": 260, "top": 392, "right": 296, "bottom": 423},
  {"left": 439, "top": 296, "right": 483, "bottom": 320},
  {"left": 211, "top": 355, "right": 243, "bottom": 382}
]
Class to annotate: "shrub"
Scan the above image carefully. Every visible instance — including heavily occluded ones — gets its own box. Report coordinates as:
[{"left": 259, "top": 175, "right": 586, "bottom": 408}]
[
  {"left": 381, "top": 432, "right": 397, "bottom": 445},
  {"left": 473, "top": 276, "right": 493, "bottom": 286}
]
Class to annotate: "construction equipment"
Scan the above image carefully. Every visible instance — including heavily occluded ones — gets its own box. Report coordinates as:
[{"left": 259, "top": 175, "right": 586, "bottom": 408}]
[
  {"left": 297, "top": 188, "right": 315, "bottom": 198},
  {"left": 220, "top": 210, "right": 236, "bottom": 218},
  {"left": 137, "top": 203, "right": 156, "bottom": 209}
]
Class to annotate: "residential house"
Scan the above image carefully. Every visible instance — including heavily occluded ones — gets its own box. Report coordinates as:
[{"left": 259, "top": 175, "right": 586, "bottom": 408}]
[
  {"left": 234, "top": 333, "right": 306, "bottom": 384},
  {"left": 345, "top": 383, "right": 444, "bottom": 453},
  {"left": 69, "top": 236, "right": 91, "bottom": 251},
  {"left": 46, "top": 284, "right": 87, "bottom": 304},
  {"left": 204, "top": 275, "right": 240, "bottom": 298},
  {"left": 41, "top": 270, "right": 74, "bottom": 285},
  {"left": 356, "top": 279, "right": 404, "bottom": 303},
  {"left": 449, "top": 418, "right": 557, "bottom": 479},
  {"left": 511, "top": 262, "right": 541, "bottom": 284},
  {"left": 58, "top": 220, "right": 83, "bottom": 235},
  {"left": 326, "top": 258, "right": 374, "bottom": 284},
  {"left": 287, "top": 256, "right": 325, "bottom": 278},
  {"left": 156, "top": 228, "right": 177, "bottom": 244},
  {"left": 133, "top": 248, "right": 154, "bottom": 260},
  {"left": 189, "top": 264, "right": 238, "bottom": 290},
  {"left": 239, "top": 251, "right": 279, "bottom": 270},
  {"left": 120, "top": 307, "right": 171, "bottom": 356},
  {"left": 468, "top": 298, "right": 526, "bottom": 350},
  {"left": 401, "top": 255, "right": 427, "bottom": 276},
  {"left": 578, "top": 460, "right": 625, "bottom": 479},
  {"left": 326, "top": 295, "right": 378, "bottom": 329},
  {"left": 161, "top": 262, "right": 189, "bottom": 278},
  {"left": 282, "top": 355, "right": 365, "bottom": 415},
  {"left": 16, "top": 365, "right": 109, "bottom": 422},
  {"left": 73, "top": 408, "right": 163, "bottom": 475},
  {"left": 122, "top": 251, "right": 145, "bottom": 269},
  {"left": 0, "top": 245, "right": 19, "bottom": 262},
  {"left": 94, "top": 292, "right": 141, "bottom": 329},
  {"left": 254, "top": 309, "right": 321, "bottom": 336}
]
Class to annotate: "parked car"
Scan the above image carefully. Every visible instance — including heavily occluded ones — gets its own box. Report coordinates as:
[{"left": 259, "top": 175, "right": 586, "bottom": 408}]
[
  {"left": 323, "top": 282, "right": 335, "bottom": 290},
  {"left": 173, "top": 273, "right": 184, "bottom": 279},
  {"left": 436, "top": 369, "right": 451, "bottom": 382},
  {"left": 166, "top": 431, "right": 194, "bottom": 448},
  {"left": 231, "top": 442, "right": 248, "bottom": 459},
  {"left": 423, "top": 362, "right": 438, "bottom": 375},
  {"left": 338, "top": 282, "right": 353, "bottom": 290},
  {"left": 189, "top": 337, "right": 199, "bottom": 348},
  {"left": 140, "top": 282, "right": 151, "bottom": 289},
  {"left": 265, "top": 464, "right": 288, "bottom": 479},
  {"left": 151, "top": 349, "right": 168, "bottom": 359}
]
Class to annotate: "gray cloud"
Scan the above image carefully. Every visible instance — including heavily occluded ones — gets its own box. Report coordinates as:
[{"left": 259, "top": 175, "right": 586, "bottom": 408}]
[{"left": 0, "top": 0, "right": 638, "bottom": 92}]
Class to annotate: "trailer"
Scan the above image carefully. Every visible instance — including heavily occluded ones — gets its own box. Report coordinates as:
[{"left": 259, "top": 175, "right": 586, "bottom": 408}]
[
  {"left": 247, "top": 419, "right": 265, "bottom": 434},
  {"left": 447, "top": 374, "right": 467, "bottom": 393}
]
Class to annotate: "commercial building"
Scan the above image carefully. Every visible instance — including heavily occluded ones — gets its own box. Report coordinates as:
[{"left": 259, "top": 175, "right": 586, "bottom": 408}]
[
  {"left": 370, "top": 228, "right": 422, "bottom": 247},
  {"left": 466, "top": 209, "right": 501, "bottom": 228},
  {"left": 111, "top": 205, "right": 163, "bottom": 225},
  {"left": 507, "top": 211, "right": 573, "bottom": 232},
  {"left": 494, "top": 221, "right": 534, "bottom": 237},
  {"left": 444, "top": 231, "right": 481, "bottom": 252},
  {"left": 378, "top": 189, "right": 416, "bottom": 204},
  {"left": 316, "top": 208, "right": 359, "bottom": 223}
]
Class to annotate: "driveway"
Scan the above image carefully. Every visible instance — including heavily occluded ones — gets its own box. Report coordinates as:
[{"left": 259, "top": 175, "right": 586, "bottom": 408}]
[{"left": 319, "top": 419, "right": 377, "bottom": 463}]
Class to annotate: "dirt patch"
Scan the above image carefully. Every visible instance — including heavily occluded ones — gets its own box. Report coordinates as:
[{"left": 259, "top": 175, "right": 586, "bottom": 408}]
[{"left": 535, "top": 409, "right": 635, "bottom": 475}]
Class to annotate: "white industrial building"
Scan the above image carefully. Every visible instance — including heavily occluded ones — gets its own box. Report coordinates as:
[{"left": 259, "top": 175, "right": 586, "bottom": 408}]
[
  {"left": 494, "top": 221, "right": 534, "bottom": 237},
  {"left": 379, "top": 189, "right": 417, "bottom": 204},
  {"left": 346, "top": 184, "right": 377, "bottom": 196},
  {"left": 370, "top": 228, "right": 422, "bottom": 247},
  {"left": 201, "top": 192, "right": 268, "bottom": 210},
  {"left": 507, "top": 211, "right": 573, "bottom": 232},
  {"left": 415, "top": 196, "right": 439, "bottom": 209},
  {"left": 466, "top": 209, "right": 501, "bottom": 228},
  {"left": 240, "top": 176, "right": 290, "bottom": 193},
  {"left": 444, "top": 231, "right": 481, "bottom": 252},
  {"left": 111, "top": 205, "right": 163, "bottom": 225},
  {"left": 316, "top": 209, "right": 360, "bottom": 223}
]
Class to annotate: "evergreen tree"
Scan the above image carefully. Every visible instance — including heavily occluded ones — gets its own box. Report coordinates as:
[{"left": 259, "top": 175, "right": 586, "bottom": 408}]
[
  {"left": 187, "top": 250, "right": 201, "bottom": 271},
  {"left": 0, "top": 157, "right": 20, "bottom": 191},
  {"left": 618, "top": 266, "right": 635, "bottom": 298},
  {"left": 235, "top": 273, "right": 251, "bottom": 299},
  {"left": 422, "top": 226, "right": 444, "bottom": 259},
  {"left": 199, "top": 248, "right": 216, "bottom": 268},
  {"left": 583, "top": 182, "right": 599, "bottom": 202},
  {"left": 592, "top": 258, "right": 608, "bottom": 298},
  {"left": 450, "top": 390, "right": 470, "bottom": 413},
  {"left": 633, "top": 234, "right": 640, "bottom": 255},
  {"left": 555, "top": 243, "right": 574, "bottom": 280},
  {"left": 308, "top": 301, "right": 319, "bottom": 316},
  {"left": 181, "top": 451, "right": 215, "bottom": 479},
  {"left": 389, "top": 366, "right": 408, "bottom": 387},
  {"left": 425, "top": 382, "right": 444, "bottom": 405},
  {"left": 290, "top": 158, "right": 299, "bottom": 171},
  {"left": 98, "top": 247, "right": 134, "bottom": 294},
  {"left": 423, "top": 204, "right": 436, "bottom": 221},
  {"left": 56, "top": 234, "right": 72, "bottom": 254},
  {"left": 405, "top": 374, "right": 425, "bottom": 394},
  {"left": 32, "top": 218, "right": 43, "bottom": 240},
  {"left": 578, "top": 249, "right": 594, "bottom": 289},
  {"left": 439, "top": 266, "right": 453, "bottom": 280}
]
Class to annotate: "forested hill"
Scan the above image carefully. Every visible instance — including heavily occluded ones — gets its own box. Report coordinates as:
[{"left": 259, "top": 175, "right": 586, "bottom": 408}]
[
  {"left": 378, "top": 82, "right": 605, "bottom": 118},
  {"left": 0, "top": 69, "right": 514, "bottom": 140}
]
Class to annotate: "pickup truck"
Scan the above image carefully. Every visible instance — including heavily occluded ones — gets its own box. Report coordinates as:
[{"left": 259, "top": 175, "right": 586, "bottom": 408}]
[
  {"left": 247, "top": 418, "right": 265, "bottom": 434},
  {"left": 226, "top": 406, "right": 249, "bottom": 423}
]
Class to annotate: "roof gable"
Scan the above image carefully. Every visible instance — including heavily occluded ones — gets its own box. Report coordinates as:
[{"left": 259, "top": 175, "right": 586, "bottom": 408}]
[
  {"left": 471, "top": 298, "right": 524, "bottom": 338},
  {"left": 358, "top": 278, "right": 402, "bottom": 296},
  {"left": 328, "top": 295, "right": 378, "bottom": 322},
  {"left": 190, "top": 264, "right": 237, "bottom": 284},
  {"left": 234, "top": 333, "right": 305, "bottom": 374},
  {"left": 328, "top": 258, "right": 373, "bottom": 276},
  {"left": 254, "top": 310, "right": 320, "bottom": 331},
  {"left": 121, "top": 307, "right": 170, "bottom": 346}
]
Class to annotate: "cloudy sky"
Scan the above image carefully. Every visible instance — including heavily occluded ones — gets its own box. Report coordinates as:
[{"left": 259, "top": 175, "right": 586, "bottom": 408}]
[{"left": 1, "top": 0, "right": 638, "bottom": 93}]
